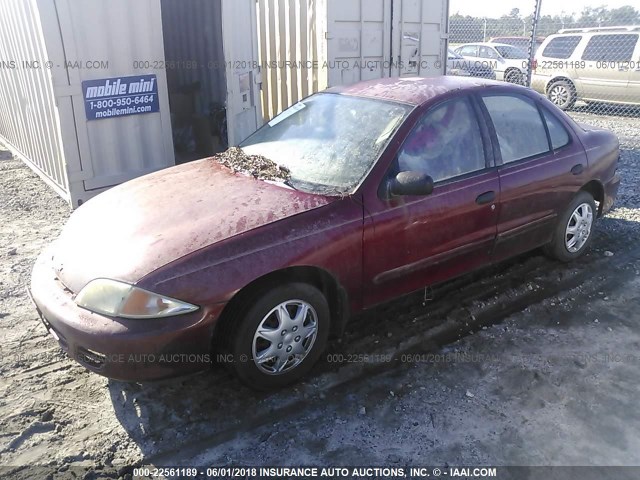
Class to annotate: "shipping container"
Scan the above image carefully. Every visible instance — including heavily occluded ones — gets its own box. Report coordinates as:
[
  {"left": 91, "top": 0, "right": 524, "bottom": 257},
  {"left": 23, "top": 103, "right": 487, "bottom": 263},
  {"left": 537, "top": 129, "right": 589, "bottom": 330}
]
[
  {"left": 0, "top": 0, "right": 448, "bottom": 207},
  {"left": 259, "top": 0, "right": 450, "bottom": 119}
]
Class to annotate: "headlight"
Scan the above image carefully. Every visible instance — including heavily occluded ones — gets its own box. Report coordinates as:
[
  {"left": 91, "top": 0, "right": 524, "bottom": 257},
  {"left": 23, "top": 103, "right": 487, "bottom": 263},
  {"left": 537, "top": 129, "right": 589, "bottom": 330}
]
[{"left": 75, "top": 279, "right": 199, "bottom": 319}]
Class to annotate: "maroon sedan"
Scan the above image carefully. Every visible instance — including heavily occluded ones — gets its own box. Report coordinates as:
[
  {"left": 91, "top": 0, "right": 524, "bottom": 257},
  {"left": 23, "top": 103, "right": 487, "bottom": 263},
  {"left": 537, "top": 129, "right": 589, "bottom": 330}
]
[{"left": 30, "top": 76, "right": 620, "bottom": 389}]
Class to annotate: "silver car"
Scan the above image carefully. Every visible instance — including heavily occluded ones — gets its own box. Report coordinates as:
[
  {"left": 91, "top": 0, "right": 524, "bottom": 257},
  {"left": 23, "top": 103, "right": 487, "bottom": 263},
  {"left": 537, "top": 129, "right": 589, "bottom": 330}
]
[{"left": 532, "top": 26, "right": 640, "bottom": 110}]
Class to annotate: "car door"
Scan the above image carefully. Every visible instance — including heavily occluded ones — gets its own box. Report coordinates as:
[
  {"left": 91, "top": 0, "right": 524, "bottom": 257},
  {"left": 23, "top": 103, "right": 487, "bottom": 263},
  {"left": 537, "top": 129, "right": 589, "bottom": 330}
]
[
  {"left": 478, "top": 92, "right": 587, "bottom": 262},
  {"left": 625, "top": 35, "right": 640, "bottom": 101},
  {"left": 362, "top": 95, "right": 500, "bottom": 307},
  {"left": 479, "top": 45, "right": 503, "bottom": 77},
  {"left": 579, "top": 33, "right": 638, "bottom": 103}
]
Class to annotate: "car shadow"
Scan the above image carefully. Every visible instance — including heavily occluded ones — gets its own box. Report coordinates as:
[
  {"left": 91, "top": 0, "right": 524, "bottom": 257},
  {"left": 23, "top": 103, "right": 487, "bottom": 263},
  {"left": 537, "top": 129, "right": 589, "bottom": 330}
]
[{"left": 107, "top": 213, "right": 640, "bottom": 466}]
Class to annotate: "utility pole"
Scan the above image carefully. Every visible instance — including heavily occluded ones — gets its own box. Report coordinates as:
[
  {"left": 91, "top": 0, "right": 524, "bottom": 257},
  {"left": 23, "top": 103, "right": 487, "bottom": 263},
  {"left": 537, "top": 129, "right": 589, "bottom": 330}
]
[{"left": 526, "top": 0, "right": 542, "bottom": 87}]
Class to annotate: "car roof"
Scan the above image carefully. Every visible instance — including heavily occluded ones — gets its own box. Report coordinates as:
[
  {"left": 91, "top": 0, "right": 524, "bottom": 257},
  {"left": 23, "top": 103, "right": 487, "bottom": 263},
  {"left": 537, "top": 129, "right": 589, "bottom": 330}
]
[
  {"left": 490, "top": 36, "right": 545, "bottom": 41},
  {"left": 327, "top": 76, "right": 509, "bottom": 106}
]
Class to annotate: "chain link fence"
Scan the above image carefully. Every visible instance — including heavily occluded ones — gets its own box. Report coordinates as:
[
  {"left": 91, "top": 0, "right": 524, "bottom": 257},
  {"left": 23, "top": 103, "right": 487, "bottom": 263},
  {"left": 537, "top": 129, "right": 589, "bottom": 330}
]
[{"left": 447, "top": 1, "right": 640, "bottom": 147}]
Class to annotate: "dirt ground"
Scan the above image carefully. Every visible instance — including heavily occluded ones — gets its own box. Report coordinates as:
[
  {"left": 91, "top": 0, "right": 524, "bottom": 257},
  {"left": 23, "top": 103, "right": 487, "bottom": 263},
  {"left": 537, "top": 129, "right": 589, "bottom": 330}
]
[{"left": 1, "top": 111, "right": 640, "bottom": 479}]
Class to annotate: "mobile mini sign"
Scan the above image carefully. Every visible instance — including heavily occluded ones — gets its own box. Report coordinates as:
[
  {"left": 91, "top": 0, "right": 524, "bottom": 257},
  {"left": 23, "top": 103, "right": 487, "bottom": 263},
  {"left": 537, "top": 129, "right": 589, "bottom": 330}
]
[{"left": 82, "top": 74, "right": 160, "bottom": 121}]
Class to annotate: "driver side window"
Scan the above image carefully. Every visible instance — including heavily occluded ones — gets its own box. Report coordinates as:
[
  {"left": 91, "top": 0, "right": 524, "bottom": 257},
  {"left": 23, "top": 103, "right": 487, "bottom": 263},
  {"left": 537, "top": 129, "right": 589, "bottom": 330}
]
[{"left": 397, "top": 97, "right": 486, "bottom": 183}]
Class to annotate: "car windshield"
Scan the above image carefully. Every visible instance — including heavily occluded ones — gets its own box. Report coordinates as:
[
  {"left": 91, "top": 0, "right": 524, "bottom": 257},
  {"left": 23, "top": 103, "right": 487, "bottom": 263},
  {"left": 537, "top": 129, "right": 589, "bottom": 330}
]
[
  {"left": 495, "top": 45, "right": 528, "bottom": 59},
  {"left": 240, "top": 93, "right": 412, "bottom": 195}
]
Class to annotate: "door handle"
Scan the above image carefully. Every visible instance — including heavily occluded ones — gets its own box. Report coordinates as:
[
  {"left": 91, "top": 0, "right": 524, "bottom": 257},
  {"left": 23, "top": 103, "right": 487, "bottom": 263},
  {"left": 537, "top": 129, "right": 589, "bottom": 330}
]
[
  {"left": 571, "top": 164, "right": 584, "bottom": 176},
  {"left": 476, "top": 191, "right": 496, "bottom": 205}
]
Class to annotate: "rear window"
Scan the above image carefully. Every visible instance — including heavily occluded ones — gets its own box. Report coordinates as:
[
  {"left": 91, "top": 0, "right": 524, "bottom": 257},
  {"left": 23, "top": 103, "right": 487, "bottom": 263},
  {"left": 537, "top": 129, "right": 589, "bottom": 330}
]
[
  {"left": 582, "top": 34, "right": 638, "bottom": 62},
  {"left": 542, "top": 36, "right": 582, "bottom": 59}
]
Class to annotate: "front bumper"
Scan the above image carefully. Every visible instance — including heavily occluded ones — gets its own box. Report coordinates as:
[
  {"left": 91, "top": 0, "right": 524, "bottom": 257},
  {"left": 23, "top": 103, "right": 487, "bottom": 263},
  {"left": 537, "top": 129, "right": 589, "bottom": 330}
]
[{"left": 29, "top": 248, "right": 226, "bottom": 382}]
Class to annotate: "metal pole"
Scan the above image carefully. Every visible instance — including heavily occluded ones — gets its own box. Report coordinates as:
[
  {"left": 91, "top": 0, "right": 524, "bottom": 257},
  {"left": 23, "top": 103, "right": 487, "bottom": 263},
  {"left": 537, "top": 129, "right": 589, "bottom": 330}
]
[
  {"left": 526, "top": 0, "right": 542, "bottom": 87},
  {"left": 483, "top": 18, "right": 487, "bottom": 42}
]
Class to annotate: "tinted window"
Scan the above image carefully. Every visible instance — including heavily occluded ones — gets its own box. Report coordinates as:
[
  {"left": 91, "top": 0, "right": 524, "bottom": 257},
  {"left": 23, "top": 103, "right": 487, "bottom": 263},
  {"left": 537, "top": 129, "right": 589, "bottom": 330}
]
[
  {"left": 582, "top": 34, "right": 638, "bottom": 62},
  {"left": 542, "top": 36, "right": 581, "bottom": 59},
  {"left": 482, "top": 95, "right": 549, "bottom": 164},
  {"left": 542, "top": 108, "right": 570, "bottom": 150},
  {"left": 397, "top": 98, "right": 485, "bottom": 183}
]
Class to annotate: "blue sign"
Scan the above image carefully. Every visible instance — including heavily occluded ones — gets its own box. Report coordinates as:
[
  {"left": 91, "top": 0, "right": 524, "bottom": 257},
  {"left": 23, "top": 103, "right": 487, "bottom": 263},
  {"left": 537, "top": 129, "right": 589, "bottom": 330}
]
[{"left": 82, "top": 74, "right": 160, "bottom": 121}]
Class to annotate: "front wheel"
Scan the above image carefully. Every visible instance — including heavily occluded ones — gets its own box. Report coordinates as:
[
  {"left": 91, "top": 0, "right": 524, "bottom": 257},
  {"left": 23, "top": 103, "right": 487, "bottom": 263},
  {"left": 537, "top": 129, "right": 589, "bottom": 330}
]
[
  {"left": 229, "top": 283, "right": 330, "bottom": 390},
  {"left": 545, "top": 192, "right": 596, "bottom": 262}
]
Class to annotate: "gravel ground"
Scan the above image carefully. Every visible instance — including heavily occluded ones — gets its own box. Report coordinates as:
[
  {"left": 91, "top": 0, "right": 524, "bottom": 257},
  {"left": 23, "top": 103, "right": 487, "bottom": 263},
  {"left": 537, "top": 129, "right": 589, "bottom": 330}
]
[{"left": 0, "top": 111, "right": 639, "bottom": 478}]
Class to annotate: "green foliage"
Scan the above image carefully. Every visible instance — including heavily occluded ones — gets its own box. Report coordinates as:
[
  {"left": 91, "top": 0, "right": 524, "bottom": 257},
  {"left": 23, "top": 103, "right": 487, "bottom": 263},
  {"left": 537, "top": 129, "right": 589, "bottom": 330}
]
[{"left": 449, "top": 5, "right": 640, "bottom": 43}]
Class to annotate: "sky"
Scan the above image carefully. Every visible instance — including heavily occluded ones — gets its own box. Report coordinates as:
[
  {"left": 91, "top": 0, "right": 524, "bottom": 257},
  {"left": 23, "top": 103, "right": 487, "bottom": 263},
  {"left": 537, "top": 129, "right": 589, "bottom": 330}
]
[{"left": 449, "top": 0, "right": 637, "bottom": 18}]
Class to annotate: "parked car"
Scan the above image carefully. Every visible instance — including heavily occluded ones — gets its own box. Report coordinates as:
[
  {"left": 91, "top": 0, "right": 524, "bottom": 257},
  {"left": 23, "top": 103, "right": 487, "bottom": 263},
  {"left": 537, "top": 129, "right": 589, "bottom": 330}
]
[
  {"left": 447, "top": 49, "right": 496, "bottom": 79},
  {"left": 532, "top": 26, "right": 640, "bottom": 110},
  {"left": 489, "top": 36, "right": 545, "bottom": 53},
  {"left": 454, "top": 42, "right": 528, "bottom": 84},
  {"left": 30, "top": 76, "right": 621, "bottom": 390}
]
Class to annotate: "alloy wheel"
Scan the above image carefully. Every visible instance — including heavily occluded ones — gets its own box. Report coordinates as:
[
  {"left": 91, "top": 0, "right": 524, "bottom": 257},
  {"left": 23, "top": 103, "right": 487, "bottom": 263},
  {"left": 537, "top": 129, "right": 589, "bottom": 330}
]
[
  {"left": 550, "top": 84, "right": 571, "bottom": 107},
  {"left": 565, "top": 203, "right": 594, "bottom": 253}
]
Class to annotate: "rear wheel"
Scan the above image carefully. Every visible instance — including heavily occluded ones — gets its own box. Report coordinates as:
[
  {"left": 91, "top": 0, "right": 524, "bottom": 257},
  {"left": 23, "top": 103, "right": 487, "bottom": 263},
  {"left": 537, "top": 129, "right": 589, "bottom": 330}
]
[
  {"left": 545, "top": 192, "right": 596, "bottom": 262},
  {"left": 228, "top": 283, "right": 330, "bottom": 390},
  {"left": 547, "top": 80, "right": 577, "bottom": 110}
]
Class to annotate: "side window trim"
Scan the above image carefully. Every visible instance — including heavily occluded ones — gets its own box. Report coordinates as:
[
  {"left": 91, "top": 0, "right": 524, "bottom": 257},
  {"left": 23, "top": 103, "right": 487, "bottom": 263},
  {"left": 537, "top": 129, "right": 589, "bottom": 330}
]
[
  {"left": 537, "top": 103, "right": 554, "bottom": 152},
  {"left": 473, "top": 92, "right": 504, "bottom": 166},
  {"left": 469, "top": 94, "right": 496, "bottom": 169},
  {"left": 537, "top": 103, "right": 573, "bottom": 153},
  {"left": 479, "top": 92, "right": 553, "bottom": 167}
]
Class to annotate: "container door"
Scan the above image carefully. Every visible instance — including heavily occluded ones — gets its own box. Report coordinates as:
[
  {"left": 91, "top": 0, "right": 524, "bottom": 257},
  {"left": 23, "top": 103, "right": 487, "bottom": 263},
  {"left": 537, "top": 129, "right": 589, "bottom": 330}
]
[
  {"left": 391, "top": 0, "right": 448, "bottom": 78},
  {"left": 326, "top": 0, "right": 393, "bottom": 87},
  {"left": 222, "top": 0, "right": 263, "bottom": 146},
  {"left": 326, "top": 0, "right": 447, "bottom": 88},
  {"left": 53, "top": 0, "right": 175, "bottom": 207}
]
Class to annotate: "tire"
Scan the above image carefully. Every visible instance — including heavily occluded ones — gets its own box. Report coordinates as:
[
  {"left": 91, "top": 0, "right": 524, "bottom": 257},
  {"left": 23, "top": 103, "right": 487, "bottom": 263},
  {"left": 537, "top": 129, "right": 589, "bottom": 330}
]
[
  {"left": 547, "top": 80, "right": 577, "bottom": 110},
  {"left": 505, "top": 69, "right": 525, "bottom": 85},
  {"left": 544, "top": 192, "right": 597, "bottom": 262},
  {"left": 228, "top": 283, "right": 330, "bottom": 390}
]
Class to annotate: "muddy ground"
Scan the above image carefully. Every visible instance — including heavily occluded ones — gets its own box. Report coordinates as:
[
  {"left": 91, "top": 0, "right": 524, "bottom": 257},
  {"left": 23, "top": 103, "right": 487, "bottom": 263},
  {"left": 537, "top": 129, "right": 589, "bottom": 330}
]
[{"left": 1, "top": 111, "right": 640, "bottom": 479}]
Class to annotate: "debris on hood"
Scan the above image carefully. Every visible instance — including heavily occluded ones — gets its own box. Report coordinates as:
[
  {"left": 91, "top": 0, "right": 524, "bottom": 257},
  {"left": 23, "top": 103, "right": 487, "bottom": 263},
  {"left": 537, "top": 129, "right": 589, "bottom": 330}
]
[{"left": 214, "top": 147, "right": 291, "bottom": 183}]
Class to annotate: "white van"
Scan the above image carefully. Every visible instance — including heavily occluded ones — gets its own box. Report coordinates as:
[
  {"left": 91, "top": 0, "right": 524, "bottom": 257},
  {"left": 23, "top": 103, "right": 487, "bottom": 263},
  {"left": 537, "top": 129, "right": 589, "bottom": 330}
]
[{"left": 532, "top": 26, "right": 640, "bottom": 109}]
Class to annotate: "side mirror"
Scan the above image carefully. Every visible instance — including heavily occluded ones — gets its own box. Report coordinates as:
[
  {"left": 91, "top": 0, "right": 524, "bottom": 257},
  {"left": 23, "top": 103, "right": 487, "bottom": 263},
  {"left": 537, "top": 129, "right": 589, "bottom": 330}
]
[{"left": 387, "top": 171, "right": 434, "bottom": 197}]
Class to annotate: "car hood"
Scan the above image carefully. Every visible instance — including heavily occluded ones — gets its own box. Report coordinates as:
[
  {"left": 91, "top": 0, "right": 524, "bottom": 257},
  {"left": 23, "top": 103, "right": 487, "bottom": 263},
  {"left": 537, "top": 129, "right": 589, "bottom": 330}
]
[{"left": 52, "top": 159, "right": 335, "bottom": 293}]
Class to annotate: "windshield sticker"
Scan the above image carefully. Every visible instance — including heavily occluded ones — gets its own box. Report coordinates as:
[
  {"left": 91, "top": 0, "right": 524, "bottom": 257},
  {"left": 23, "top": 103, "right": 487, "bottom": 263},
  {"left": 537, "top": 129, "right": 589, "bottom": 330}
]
[{"left": 268, "top": 102, "right": 306, "bottom": 127}]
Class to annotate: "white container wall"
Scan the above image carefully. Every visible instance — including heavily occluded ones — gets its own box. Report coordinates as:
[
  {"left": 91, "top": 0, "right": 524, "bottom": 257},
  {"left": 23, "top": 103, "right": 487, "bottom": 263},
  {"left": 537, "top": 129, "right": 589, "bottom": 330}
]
[
  {"left": 0, "top": 0, "right": 69, "bottom": 200},
  {"left": 54, "top": 0, "right": 175, "bottom": 196},
  {"left": 257, "top": 0, "right": 328, "bottom": 121},
  {"left": 0, "top": 0, "right": 174, "bottom": 208}
]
